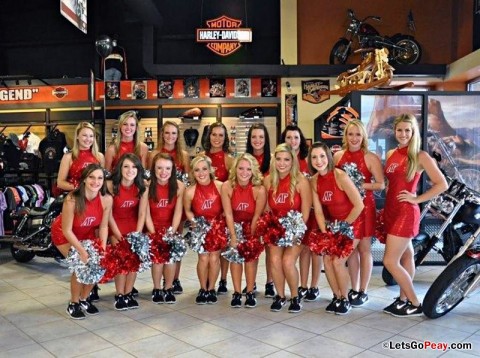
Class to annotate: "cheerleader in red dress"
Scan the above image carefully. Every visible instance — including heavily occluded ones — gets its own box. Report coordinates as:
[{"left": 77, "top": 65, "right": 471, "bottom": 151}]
[
  {"left": 107, "top": 153, "right": 148, "bottom": 311},
  {"left": 52, "top": 164, "right": 112, "bottom": 320},
  {"left": 145, "top": 153, "right": 185, "bottom": 304},
  {"left": 334, "top": 119, "right": 385, "bottom": 307},
  {"left": 281, "top": 125, "right": 320, "bottom": 301},
  {"left": 147, "top": 121, "right": 190, "bottom": 294},
  {"left": 382, "top": 114, "right": 447, "bottom": 317},
  {"left": 203, "top": 122, "right": 233, "bottom": 294},
  {"left": 57, "top": 122, "right": 104, "bottom": 193},
  {"left": 105, "top": 110, "right": 148, "bottom": 172},
  {"left": 263, "top": 143, "right": 311, "bottom": 313},
  {"left": 184, "top": 155, "right": 225, "bottom": 305},
  {"left": 221, "top": 153, "right": 267, "bottom": 308},
  {"left": 310, "top": 142, "right": 364, "bottom": 315},
  {"left": 246, "top": 123, "right": 275, "bottom": 297}
]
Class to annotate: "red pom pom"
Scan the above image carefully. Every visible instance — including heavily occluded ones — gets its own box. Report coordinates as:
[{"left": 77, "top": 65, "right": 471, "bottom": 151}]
[
  {"left": 256, "top": 212, "right": 285, "bottom": 246},
  {"left": 149, "top": 231, "right": 171, "bottom": 264},
  {"left": 100, "top": 244, "right": 119, "bottom": 283},
  {"left": 375, "top": 209, "right": 386, "bottom": 244},
  {"left": 204, "top": 216, "right": 227, "bottom": 252},
  {"left": 305, "top": 229, "right": 334, "bottom": 255},
  {"left": 237, "top": 222, "right": 264, "bottom": 262},
  {"left": 100, "top": 239, "right": 140, "bottom": 282},
  {"left": 329, "top": 233, "right": 354, "bottom": 258}
]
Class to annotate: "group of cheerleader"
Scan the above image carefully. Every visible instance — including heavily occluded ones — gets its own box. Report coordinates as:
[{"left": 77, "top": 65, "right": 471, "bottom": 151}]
[{"left": 51, "top": 109, "right": 448, "bottom": 320}]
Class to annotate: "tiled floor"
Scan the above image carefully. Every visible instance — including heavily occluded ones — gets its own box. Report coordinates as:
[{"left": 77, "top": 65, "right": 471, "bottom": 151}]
[{"left": 0, "top": 248, "right": 479, "bottom": 358}]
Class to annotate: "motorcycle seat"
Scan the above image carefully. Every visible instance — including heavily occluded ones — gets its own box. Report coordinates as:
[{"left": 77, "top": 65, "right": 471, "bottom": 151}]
[{"left": 29, "top": 207, "right": 49, "bottom": 217}]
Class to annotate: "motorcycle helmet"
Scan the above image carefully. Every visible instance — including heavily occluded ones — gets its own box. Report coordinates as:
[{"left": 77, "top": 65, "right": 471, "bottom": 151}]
[{"left": 183, "top": 127, "right": 199, "bottom": 147}]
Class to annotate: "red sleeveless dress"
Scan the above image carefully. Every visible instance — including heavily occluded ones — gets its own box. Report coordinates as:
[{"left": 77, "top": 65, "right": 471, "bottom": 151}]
[
  {"left": 384, "top": 147, "right": 421, "bottom": 238},
  {"left": 161, "top": 147, "right": 185, "bottom": 173},
  {"left": 316, "top": 171, "right": 364, "bottom": 238},
  {"left": 297, "top": 154, "right": 309, "bottom": 175},
  {"left": 231, "top": 183, "right": 256, "bottom": 223},
  {"left": 191, "top": 181, "right": 223, "bottom": 219},
  {"left": 337, "top": 149, "right": 376, "bottom": 238},
  {"left": 207, "top": 151, "right": 228, "bottom": 182},
  {"left": 268, "top": 174, "right": 301, "bottom": 217},
  {"left": 111, "top": 141, "right": 135, "bottom": 171},
  {"left": 68, "top": 149, "right": 100, "bottom": 188},
  {"left": 112, "top": 184, "right": 140, "bottom": 235},
  {"left": 52, "top": 194, "right": 104, "bottom": 245},
  {"left": 149, "top": 183, "right": 177, "bottom": 231}
]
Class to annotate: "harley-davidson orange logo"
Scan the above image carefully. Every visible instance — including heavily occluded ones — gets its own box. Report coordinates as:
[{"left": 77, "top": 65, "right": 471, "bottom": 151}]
[
  {"left": 196, "top": 15, "right": 252, "bottom": 56},
  {"left": 52, "top": 86, "right": 68, "bottom": 99}
]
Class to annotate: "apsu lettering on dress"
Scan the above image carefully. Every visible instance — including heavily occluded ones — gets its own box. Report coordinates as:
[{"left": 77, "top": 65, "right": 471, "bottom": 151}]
[
  {"left": 236, "top": 202, "right": 249, "bottom": 211},
  {"left": 80, "top": 217, "right": 96, "bottom": 227},
  {"left": 322, "top": 191, "right": 333, "bottom": 202},
  {"left": 201, "top": 199, "right": 214, "bottom": 210},
  {"left": 156, "top": 199, "right": 169, "bottom": 208},
  {"left": 386, "top": 163, "right": 399, "bottom": 173},
  {"left": 120, "top": 200, "right": 135, "bottom": 208},
  {"left": 274, "top": 193, "right": 289, "bottom": 204}
]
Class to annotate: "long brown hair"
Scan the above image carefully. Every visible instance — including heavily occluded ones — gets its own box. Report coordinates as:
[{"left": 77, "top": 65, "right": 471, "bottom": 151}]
[
  {"left": 71, "top": 163, "right": 107, "bottom": 214},
  {"left": 149, "top": 152, "right": 178, "bottom": 203},
  {"left": 110, "top": 153, "right": 146, "bottom": 198}
]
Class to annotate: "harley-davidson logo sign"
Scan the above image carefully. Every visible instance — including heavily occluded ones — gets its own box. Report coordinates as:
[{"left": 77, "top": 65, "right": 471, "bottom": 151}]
[
  {"left": 52, "top": 86, "right": 68, "bottom": 99},
  {"left": 196, "top": 15, "right": 252, "bottom": 56}
]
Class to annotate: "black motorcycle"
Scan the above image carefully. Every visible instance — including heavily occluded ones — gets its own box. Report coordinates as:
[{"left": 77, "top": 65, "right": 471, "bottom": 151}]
[
  {"left": 382, "top": 155, "right": 468, "bottom": 286},
  {"left": 0, "top": 195, "right": 64, "bottom": 262},
  {"left": 330, "top": 9, "right": 422, "bottom": 65},
  {"left": 423, "top": 186, "right": 480, "bottom": 318}
]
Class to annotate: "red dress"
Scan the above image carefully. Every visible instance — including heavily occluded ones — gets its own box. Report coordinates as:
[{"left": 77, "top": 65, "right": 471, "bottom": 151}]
[
  {"left": 161, "top": 147, "right": 185, "bottom": 173},
  {"left": 337, "top": 149, "right": 376, "bottom": 238},
  {"left": 191, "top": 181, "right": 226, "bottom": 252},
  {"left": 52, "top": 194, "right": 104, "bottom": 245},
  {"left": 268, "top": 174, "right": 301, "bottom": 217},
  {"left": 384, "top": 146, "right": 421, "bottom": 238},
  {"left": 111, "top": 141, "right": 135, "bottom": 171},
  {"left": 231, "top": 183, "right": 256, "bottom": 223},
  {"left": 316, "top": 171, "right": 364, "bottom": 238},
  {"left": 149, "top": 183, "right": 177, "bottom": 231},
  {"left": 254, "top": 153, "right": 269, "bottom": 176},
  {"left": 207, "top": 151, "right": 228, "bottom": 182},
  {"left": 297, "top": 154, "right": 309, "bottom": 175},
  {"left": 112, "top": 184, "right": 140, "bottom": 235},
  {"left": 68, "top": 149, "right": 100, "bottom": 188}
]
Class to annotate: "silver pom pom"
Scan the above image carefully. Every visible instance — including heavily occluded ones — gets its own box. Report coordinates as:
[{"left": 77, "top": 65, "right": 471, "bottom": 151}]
[
  {"left": 126, "top": 231, "right": 152, "bottom": 272},
  {"left": 176, "top": 171, "right": 191, "bottom": 187},
  {"left": 328, "top": 220, "right": 355, "bottom": 240},
  {"left": 143, "top": 169, "right": 151, "bottom": 180},
  {"left": 278, "top": 210, "right": 307, "bottom": 247},
  {"left": 66, "top": 240, "right": 105, "bottom": 284},
  {"left": 221, "top": 246, "right": 245, "bottom": 264},
  {"left": 184, "top": 216, "right": 210, "bottom": 254},
  {"left": 163, "top": 227, "right": 187, "bottom": 263},
  {"left": 342, "top": 162, "right": 365, "bottom": 199}
]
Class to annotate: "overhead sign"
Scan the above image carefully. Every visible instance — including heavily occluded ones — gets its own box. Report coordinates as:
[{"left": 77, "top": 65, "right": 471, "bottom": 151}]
[{"left": 196, "top": 15, "right": 252, "bottom": 56}]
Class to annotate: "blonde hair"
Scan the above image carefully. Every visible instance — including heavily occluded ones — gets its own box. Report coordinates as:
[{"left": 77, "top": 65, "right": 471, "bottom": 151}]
[
  {"left": 228, "top": 153, "right": 263, "bottom": 187},
  {"left": 342, "top": 119, "right": 369, "bottom": 153},
  {"left": 158, "top": 121, "right": 187, "bottom": 163},
  {"left": 189, "top": 154, "right": 216, "bottom": 184},
  {"left": 113, "top": 110, "right": 142, "bottom": 157},
  {"left": 269, "top": 143, "right": 299, "bottom": 205},
  {"left": 394, "top": 113, "right": 421, "bottom": 181},
  {"left": 72, "top": 122, "right": 102, "bottom": 162}
]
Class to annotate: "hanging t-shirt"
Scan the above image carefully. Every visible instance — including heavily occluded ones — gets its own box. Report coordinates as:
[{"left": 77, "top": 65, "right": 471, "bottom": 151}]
[{"left": 39, "top": 130, "right": 67, "bottom": 173}]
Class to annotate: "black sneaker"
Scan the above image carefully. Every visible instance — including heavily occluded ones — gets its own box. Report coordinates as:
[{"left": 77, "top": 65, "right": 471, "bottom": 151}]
[
  {"left": 66, "top": 302, "right": 85, "bottom": 320},
  {"left": 270, "top": 295, "right": 287, "bottom": 312},
  {"left": 164, "top": 288, "right": 176, "bottom": 304},
  {"left": 114, "top": 294, "right": 128, "bottom": 311},
  {"left": 383, "top": 297, "right": 407, "bottom": 315},
  {"left": 242, "top": 282, "right": 257, "bottom": 296},
  {"left": 79, "top": 298, "right": 99, "bottom": 315},
  {"left": 335, "top": 297, "right": 352, "bottom": 315},
  {"left": 207, "top": 289, "right": 218, "bottom": 304},
  {"left": 173, "top": 279, "right": 183, "bottom": 294},
  {"left": 131, "top": 287, "right": 139, "bottom": 297},
  {"left": 390, "top": 301, "right": 423, "bottom": 318},
  {"left": 265, "top": 282, "right": 275, "bottom": 298},
  {"left": 298, "top": 287, "right": 308, "bottom": 301},
  {"left": 126, "top": 293, "right": 139, "bottom": 309},
  {"left": 217, "top": 279, "right": 228, "bottom": 295},
  {"left": 231, "top": 292, "right": 242, "bottom": 308},
  {"left": 89, "top": 284, "right": 100, "bottom": 302},
  {"left": 305, "top": 287, "right": 320, "bottom": 302},
  {"left": 152, "top": 289, "right": 164, "bottom": 304},
  {"left": 196, "top": 289, "right": 207, "bottom": 305},
  {"left": 288, "top": 296, "right": 302, "bottom": 313},
  {"left": 350, "top": 290, "right": 368, "bottom": 307},
  {"left": 325, "top": 296, "right": 339, "bottom": 314},
  {"left": 245, "top": 291, "right": 257, "bottom": 308}
]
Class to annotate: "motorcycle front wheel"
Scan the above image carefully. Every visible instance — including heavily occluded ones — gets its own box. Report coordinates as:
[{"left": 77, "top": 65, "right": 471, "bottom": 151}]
[
  {"left": 392, "top": 36, "right": 422, "bottom": 65},
  {"left": 10, "top": 245, "right": 36, "bottom": 263},
  {"left": 329, "top": 39, "right": 351, "bottom": 65},
  {"left": 382, "top": 235, "right": 428, "bottom": 286},
  {"left": 423, "top": 255, "right": 480, "bottom": 319}
]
